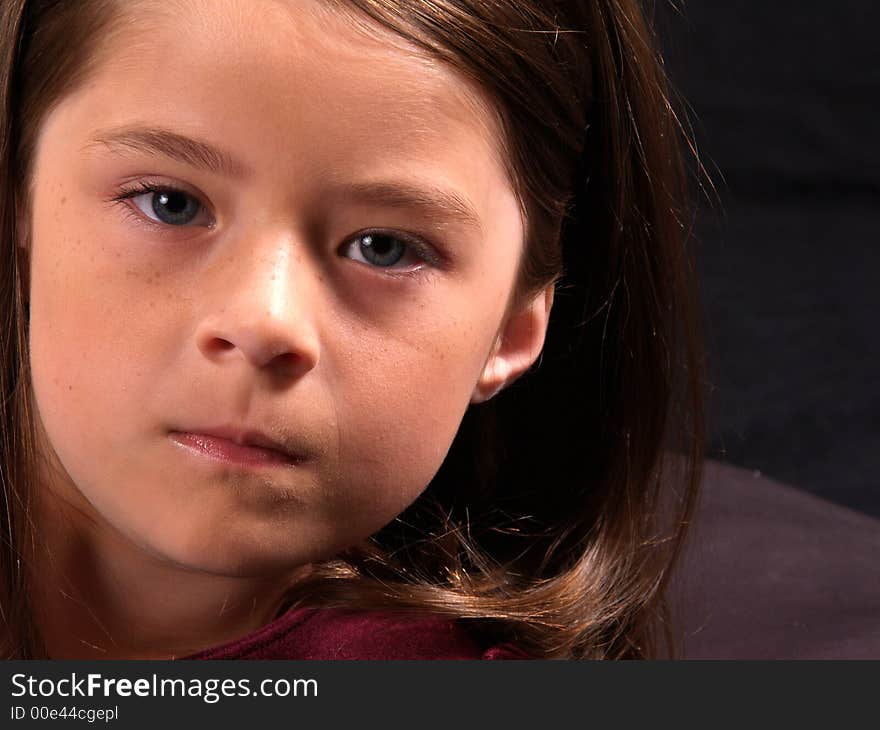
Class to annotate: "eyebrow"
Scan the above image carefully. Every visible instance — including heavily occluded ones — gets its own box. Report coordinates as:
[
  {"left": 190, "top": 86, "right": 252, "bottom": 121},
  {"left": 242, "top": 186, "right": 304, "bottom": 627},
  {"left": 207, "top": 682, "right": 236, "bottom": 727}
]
[
  {"left": 85, "top": 125, "right": 483, "bottom": 232},
  {"left": 84, "top": 125, "right": 250, "bottom": 178},
  {"left": 334, "top": 181, "right": 483, "bottom": 233}
]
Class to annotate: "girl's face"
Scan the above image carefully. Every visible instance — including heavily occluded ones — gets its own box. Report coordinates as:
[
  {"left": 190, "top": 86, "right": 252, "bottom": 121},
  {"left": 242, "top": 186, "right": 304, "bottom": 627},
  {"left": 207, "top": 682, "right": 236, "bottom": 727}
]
[{"left": 23, "top": 0, "right": 550, "bottom": 577}]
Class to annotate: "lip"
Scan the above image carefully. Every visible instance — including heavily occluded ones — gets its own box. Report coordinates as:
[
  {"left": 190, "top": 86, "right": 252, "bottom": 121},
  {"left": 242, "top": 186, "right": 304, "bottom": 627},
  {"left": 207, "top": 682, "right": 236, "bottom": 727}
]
[{"left": 169, "top": 429, "right": 303, "bottom": 468}]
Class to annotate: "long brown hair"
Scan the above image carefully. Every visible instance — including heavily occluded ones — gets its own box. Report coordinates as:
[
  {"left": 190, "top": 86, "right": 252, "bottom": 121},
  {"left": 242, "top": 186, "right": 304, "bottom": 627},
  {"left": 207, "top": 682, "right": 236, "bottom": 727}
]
[{"left": 0, "top": 0, "right": 706, "bottom": 659}]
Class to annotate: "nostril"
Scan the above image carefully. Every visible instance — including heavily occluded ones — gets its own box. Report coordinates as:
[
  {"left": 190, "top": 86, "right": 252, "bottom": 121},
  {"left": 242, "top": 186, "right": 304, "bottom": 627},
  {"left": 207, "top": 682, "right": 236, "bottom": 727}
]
[
  {"left": 266, "top": 352, "right": 311, "bottom": 381},
  {"left": 269, "top": 351, "right": 300, "bottom": 370},
  {"left": 196, "top": 321, "right": 319, "bottom": 375},
  {"left": 214, "top": 339, "right": 236, "bottom": 352}
]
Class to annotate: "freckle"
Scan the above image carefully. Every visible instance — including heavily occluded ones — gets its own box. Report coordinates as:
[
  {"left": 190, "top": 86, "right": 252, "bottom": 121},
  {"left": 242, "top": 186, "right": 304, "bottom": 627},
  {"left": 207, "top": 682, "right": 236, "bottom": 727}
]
[
  {"left": 60, "top": 196, "right": 67, "bottom": 205},
  {"left": 68, "top": 385, "right": 72, "bottom": 391}
]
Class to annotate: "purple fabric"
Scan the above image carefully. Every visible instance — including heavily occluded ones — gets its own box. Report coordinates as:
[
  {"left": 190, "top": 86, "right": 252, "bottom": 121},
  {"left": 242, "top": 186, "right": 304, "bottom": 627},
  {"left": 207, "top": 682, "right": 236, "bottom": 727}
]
[
  {"left": 181, "top": 606, "right": 531, "bottom": 660},
  {"left": 669, "top": 460, "right": 880, "bottom": 659}
]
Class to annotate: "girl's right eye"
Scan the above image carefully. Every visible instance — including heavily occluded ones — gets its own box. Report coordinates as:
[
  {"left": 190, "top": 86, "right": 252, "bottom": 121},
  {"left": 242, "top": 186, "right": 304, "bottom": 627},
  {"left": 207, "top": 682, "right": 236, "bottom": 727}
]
[{"left": 112, "top": 182, "right": 213, "bottom": 228}]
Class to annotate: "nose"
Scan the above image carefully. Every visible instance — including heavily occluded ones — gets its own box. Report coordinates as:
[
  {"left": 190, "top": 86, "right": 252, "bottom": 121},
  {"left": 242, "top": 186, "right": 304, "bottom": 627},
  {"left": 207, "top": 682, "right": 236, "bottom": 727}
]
[{"left": 194, "top": 234, "right": 320, "bottom": 379}]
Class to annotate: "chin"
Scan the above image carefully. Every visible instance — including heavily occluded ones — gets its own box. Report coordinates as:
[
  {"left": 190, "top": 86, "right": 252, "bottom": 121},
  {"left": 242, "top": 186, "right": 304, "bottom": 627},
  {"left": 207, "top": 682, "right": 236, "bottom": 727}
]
[{"left": 122, "top": 516, "right": 297, "bottom": 579}]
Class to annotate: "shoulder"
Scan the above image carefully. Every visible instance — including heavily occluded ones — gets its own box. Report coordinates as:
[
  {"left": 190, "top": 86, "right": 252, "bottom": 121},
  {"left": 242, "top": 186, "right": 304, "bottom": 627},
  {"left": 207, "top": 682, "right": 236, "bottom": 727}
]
[
  {"left": 189, "top": 606, "right": 533, "bottom": 660},
  {"left": 284, "top": 608, "right": 532, "bottom": 660}
]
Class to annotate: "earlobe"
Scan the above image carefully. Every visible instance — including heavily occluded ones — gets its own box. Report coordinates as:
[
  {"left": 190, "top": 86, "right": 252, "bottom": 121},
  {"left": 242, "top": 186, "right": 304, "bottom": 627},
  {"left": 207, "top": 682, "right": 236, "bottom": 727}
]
[{"left": 470, "top": 284, "right": 555, "bottom": 404}]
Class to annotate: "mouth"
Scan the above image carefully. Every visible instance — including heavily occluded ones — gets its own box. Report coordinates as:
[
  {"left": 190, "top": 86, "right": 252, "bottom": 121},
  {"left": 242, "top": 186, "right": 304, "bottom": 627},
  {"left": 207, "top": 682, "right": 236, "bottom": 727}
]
[{"left": 169, "top": 431, "right": 303, "bottom": 469}]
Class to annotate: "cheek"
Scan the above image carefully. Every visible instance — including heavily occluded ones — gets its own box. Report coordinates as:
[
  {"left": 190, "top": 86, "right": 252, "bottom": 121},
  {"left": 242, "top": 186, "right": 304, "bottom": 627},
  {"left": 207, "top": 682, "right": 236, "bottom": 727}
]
[
  {"left": 27, "top": 190, "right": 167, "bottom": 483},
  {"left": 319, "top": 315, "right": 488, "bottom": 524}
]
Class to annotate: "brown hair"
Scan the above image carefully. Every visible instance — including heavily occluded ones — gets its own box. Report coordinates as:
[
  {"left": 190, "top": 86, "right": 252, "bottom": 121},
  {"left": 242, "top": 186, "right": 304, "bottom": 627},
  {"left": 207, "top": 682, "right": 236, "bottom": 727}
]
[{"left": 0, "top": 0, "right": 706, "bottom": 659}]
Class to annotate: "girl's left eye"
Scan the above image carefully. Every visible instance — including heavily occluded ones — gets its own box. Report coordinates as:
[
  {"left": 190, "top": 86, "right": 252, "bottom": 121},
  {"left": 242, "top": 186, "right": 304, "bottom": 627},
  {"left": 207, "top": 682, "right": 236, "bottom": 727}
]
[
  {"left": 340, "top": 231, "right": 439, "bottom": 272},
  {"left": 113, "top": 183, "right": 212, "bottom": 227}
]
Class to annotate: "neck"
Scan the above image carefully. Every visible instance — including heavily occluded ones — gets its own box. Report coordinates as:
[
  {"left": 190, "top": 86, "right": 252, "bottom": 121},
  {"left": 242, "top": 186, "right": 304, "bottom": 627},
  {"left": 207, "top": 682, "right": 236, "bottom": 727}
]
[{"left": 30, "top": 479, "right": 308, "bottom": 660}]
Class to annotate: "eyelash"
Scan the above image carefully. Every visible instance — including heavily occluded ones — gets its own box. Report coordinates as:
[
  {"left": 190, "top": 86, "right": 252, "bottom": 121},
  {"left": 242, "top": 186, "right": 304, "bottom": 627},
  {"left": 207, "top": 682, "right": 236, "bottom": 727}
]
[{"left": 108, "top": 181, "right": 445, "bottom": 278}]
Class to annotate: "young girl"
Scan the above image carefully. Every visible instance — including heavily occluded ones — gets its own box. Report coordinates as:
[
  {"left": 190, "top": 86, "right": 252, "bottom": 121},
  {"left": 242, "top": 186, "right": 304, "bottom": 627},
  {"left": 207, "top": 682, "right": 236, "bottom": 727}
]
[{"left": 0, "top": 0, "right": 706, "bottom": 659}]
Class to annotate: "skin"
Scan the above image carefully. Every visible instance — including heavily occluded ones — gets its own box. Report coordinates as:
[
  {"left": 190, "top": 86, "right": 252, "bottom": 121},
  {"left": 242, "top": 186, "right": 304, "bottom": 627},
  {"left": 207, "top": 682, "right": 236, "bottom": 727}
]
[{"left": 19, "top": 0, "right": 554, "bottom": 659}]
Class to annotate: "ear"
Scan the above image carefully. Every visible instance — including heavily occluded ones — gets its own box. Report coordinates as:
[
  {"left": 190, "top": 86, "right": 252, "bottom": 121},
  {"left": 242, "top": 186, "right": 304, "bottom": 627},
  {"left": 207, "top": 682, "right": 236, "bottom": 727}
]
[{"left": 470, "top": 283, "right": 555, "bottom": 404}]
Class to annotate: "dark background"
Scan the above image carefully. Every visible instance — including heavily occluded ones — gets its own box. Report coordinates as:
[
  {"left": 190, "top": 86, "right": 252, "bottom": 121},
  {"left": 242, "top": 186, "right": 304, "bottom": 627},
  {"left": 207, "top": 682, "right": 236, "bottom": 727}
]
[{"left": 654, "top": 1, "right": 880, "bottom": 517}]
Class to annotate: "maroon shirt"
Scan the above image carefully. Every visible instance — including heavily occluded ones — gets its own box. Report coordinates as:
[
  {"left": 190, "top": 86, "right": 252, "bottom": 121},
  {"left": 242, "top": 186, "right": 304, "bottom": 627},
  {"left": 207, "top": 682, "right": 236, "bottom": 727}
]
[{"left": 181, "top": 607, "right": 531, "bottom": 660}]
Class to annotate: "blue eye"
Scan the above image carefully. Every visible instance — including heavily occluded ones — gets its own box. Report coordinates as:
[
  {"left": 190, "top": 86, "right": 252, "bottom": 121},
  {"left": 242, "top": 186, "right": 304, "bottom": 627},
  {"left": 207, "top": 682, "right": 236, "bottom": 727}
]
[
  {"left": 341, "top": 231, "right": 440, "bottom": 272},
  {"left": 348, "top": 233, "right": 405, "bottom": 267},
  {"left": 113, "top": 183, "right": 210, "bottom": 227},
  {"left": 143, "top": 189, "right": 200, "bottom": 225}
]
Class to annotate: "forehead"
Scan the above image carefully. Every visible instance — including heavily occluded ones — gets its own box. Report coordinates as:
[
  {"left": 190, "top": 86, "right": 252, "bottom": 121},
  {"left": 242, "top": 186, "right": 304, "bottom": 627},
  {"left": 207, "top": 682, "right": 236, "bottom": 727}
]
[{"left": 75, "top": 0, "right": 509, "bottom": 180}]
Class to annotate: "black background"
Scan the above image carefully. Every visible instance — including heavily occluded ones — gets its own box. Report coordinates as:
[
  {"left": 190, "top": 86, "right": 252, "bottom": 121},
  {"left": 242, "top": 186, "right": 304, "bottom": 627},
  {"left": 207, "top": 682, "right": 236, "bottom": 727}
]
[{"left": 655, "top": 1, "right": 880, "bottom": 517}]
